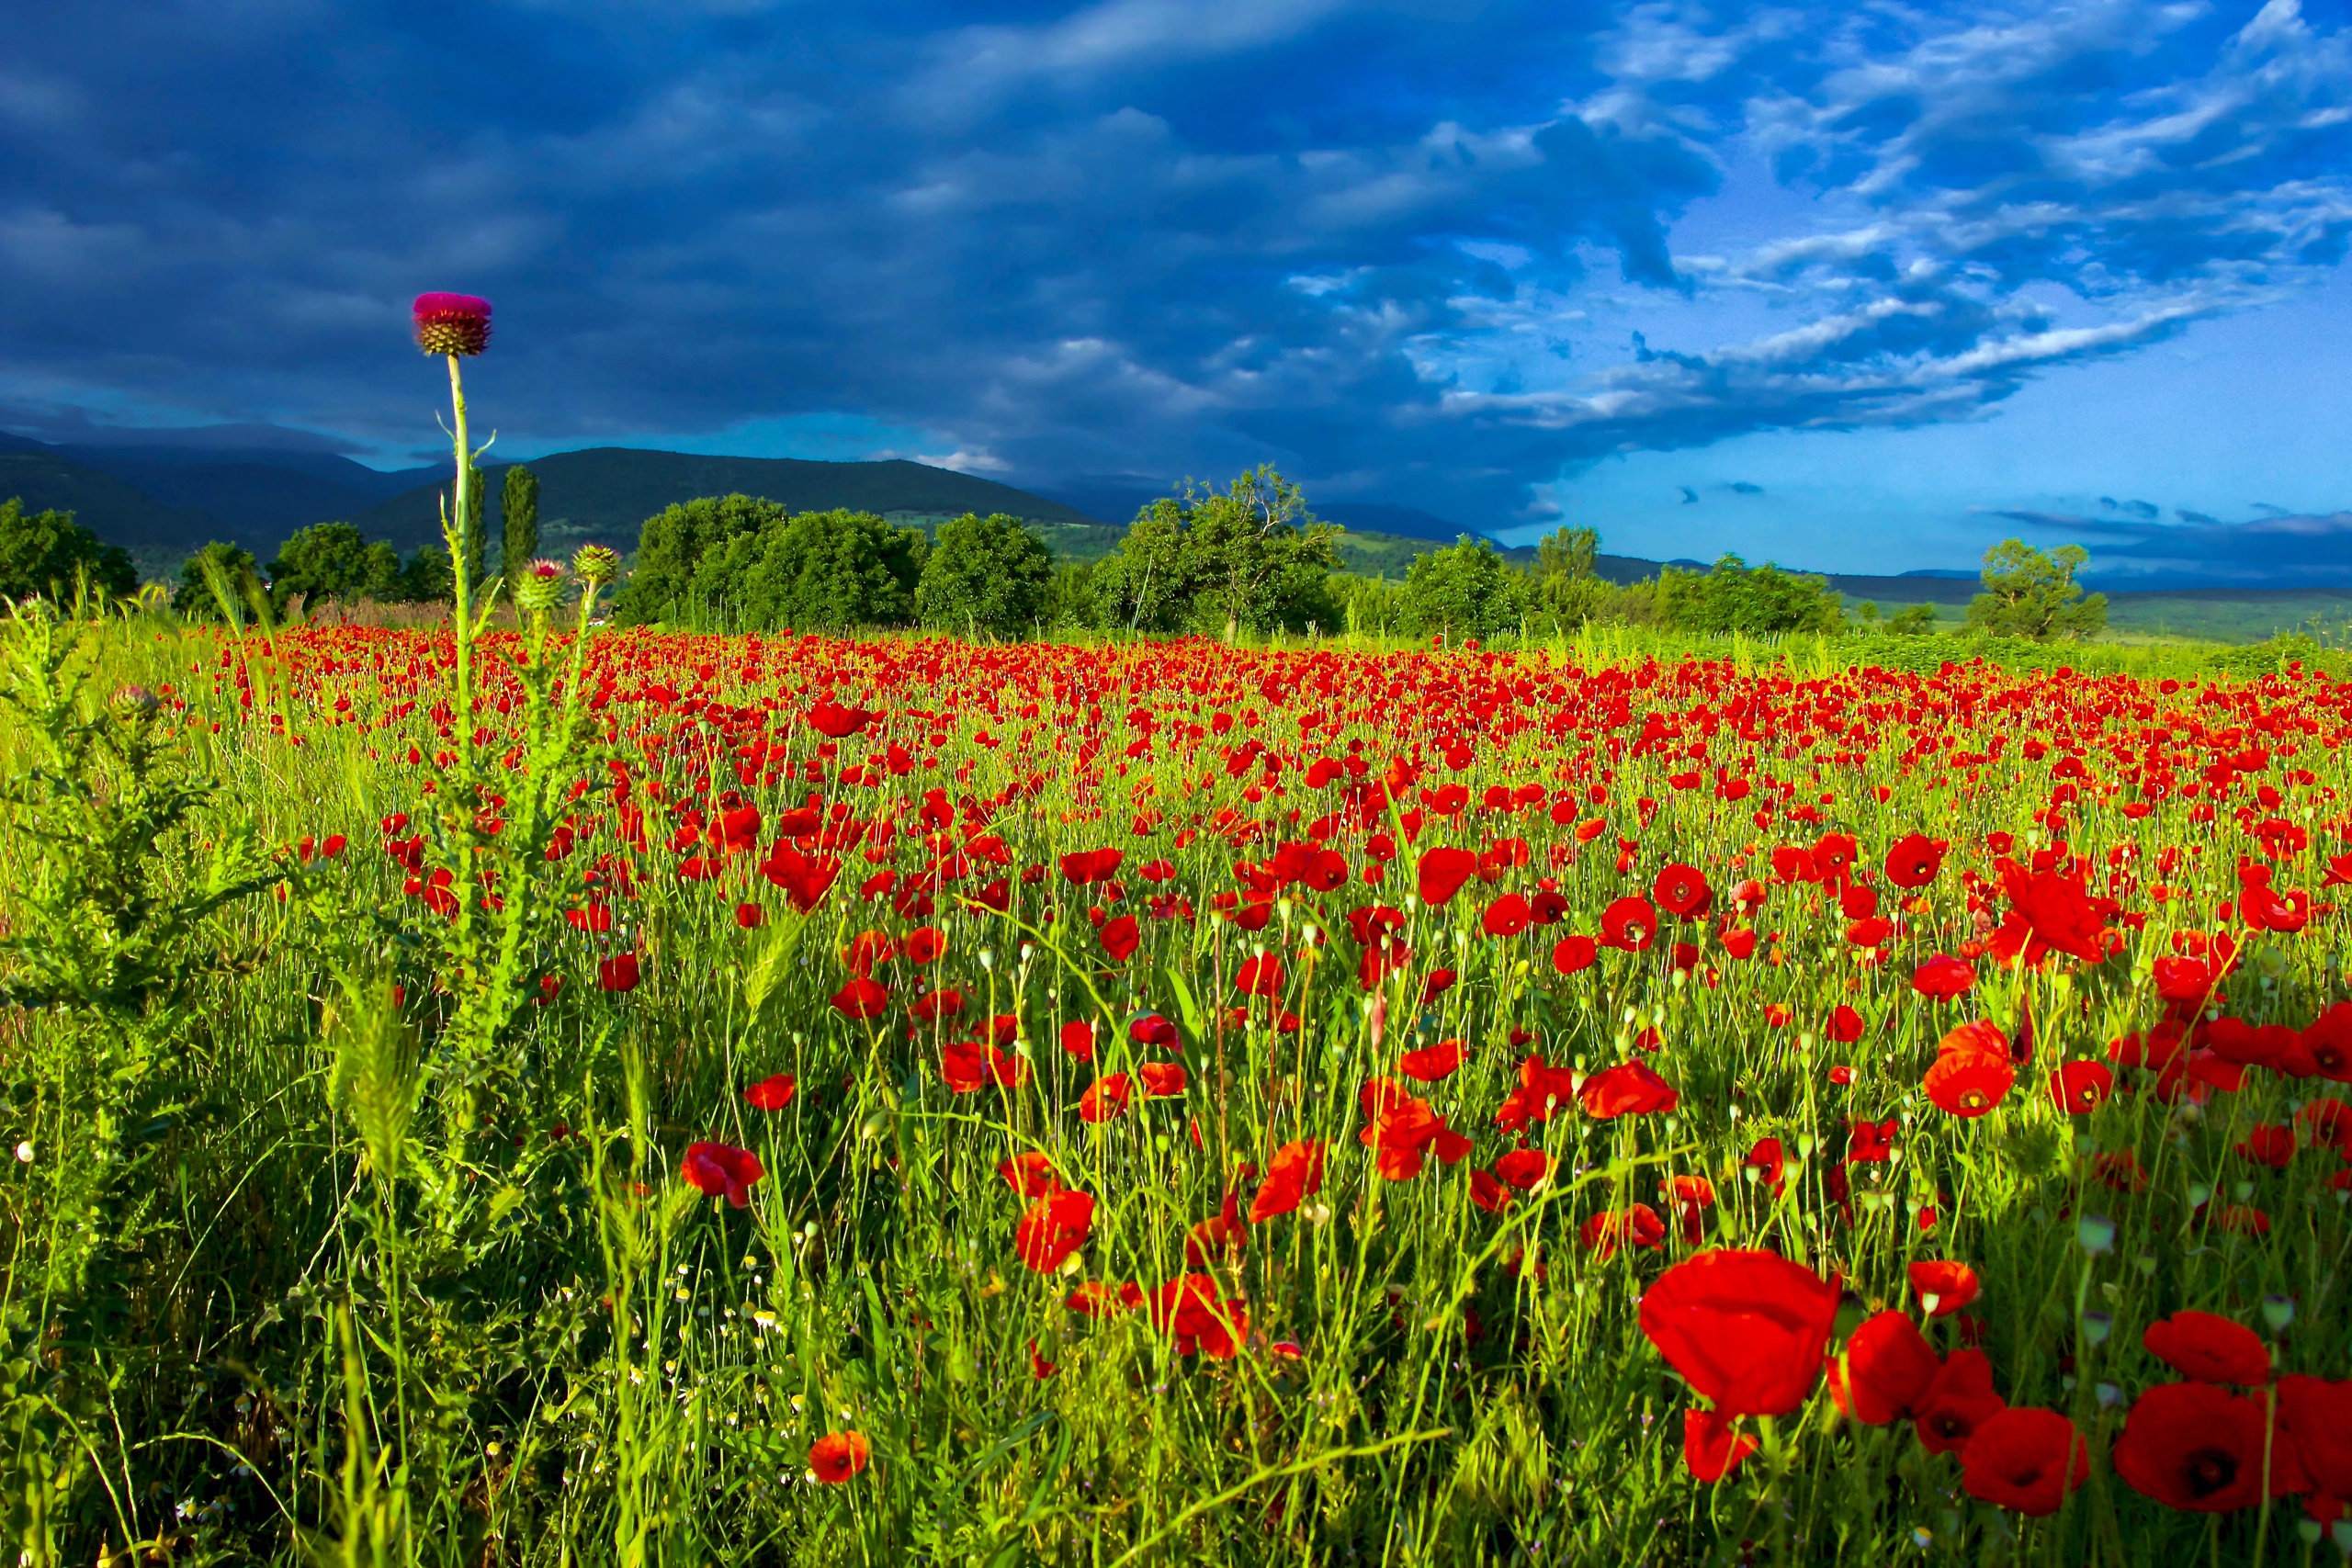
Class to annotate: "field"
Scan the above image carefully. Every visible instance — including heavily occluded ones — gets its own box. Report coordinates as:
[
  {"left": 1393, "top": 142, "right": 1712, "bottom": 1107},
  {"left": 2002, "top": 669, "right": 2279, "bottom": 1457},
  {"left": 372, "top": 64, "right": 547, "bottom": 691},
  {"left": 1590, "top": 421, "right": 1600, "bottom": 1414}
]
[{"left": 5, "top": 602, "right": 2352, "bottom": 1567}]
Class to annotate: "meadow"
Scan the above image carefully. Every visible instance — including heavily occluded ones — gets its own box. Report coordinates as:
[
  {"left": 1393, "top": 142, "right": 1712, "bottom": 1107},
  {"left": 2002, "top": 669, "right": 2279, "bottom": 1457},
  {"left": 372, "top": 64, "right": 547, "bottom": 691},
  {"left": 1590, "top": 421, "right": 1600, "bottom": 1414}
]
[{"left": 3, "top": 592, "right": 2351, "bottom": 1568}]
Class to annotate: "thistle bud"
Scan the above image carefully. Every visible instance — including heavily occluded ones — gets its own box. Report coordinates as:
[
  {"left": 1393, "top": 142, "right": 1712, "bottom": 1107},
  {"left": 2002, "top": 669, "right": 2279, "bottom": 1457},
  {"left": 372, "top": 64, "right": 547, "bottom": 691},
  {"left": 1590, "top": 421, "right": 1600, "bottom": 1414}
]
[
  {"left": 110, "top": 684, "right": 159, "bottom": 717},
  {"left": 515, "top": 558, "right": 567, "bottom": 613},
  {"left": 413, "top": 293, "right": 492, "bottom": 357},
  {"left": 572, "top": 544, "right": 622, "bottom": 586}
]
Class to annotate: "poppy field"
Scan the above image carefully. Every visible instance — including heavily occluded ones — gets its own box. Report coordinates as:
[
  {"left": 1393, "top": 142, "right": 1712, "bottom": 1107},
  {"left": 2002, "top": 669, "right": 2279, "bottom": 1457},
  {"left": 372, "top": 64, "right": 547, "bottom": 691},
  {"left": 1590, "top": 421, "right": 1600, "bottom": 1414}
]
[{"left": 6, "top": 602, "right": 2352, "bottom": 1567}]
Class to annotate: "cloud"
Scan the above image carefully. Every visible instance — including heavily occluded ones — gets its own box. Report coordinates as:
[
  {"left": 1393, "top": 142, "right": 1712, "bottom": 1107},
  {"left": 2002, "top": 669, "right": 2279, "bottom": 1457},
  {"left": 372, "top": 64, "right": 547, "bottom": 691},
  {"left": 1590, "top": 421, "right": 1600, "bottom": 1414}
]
[
  {"left": 0, "top": 0, "right": 2344, "bottom": 533},
  {"left": 1679, "top": 485, "right": 1699, "bottom": 503},
  {"left": 1994, "top": 501, "right": 2352, "bottom": 585},
  {"left": 1727, "top": 480, "right": 1763, "bottom": 494}
]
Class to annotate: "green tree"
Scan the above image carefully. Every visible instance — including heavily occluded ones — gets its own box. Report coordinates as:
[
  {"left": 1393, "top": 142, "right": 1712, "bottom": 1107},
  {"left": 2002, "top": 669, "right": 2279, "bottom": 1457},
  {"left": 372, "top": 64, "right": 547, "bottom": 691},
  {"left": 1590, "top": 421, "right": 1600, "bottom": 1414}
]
[
  {"left": 266, "top": 522, "right": 399, "bottom": 615},
  {"left": 502, "top": 465, "right": 540, "bottom": 599},
  {"left": 1535, "top": 525, "right": 1600, "bottom": 583},
  {"left": 1397, "top": 536, "right": 1531, "bottom": 642},
  {"left": 611, "top": 493, "right": 783, "bottom": 626},
  {"left": 1042, "top": 561, "right": 1103, "bottom": 632},
  {"left": 707, "top": 509, "right": 929, "bottom": 631},
  {"left": 1092, "top": 467, "right": 1340, "bottom": 638},
  {"left": 171, "top": 542, "right": 264, "bottom": 620},
  {"left": 916, "top": 513, "right": 1054, "bottom": 638},
  {"left": 396, "top": 544, "right": 456, "bottom": 605},
  {"left": 1966, "top": 539, "right": 2108, "bottom": 640},
  {"left": 1657, "top": 554, "right": 1843, "bottom": 636},
  {"left": 1886, "top": 603, "right": 1939, "bottom": 636},
  {"left": 0, "top": 498, "right": 137, "bottom": 606}
]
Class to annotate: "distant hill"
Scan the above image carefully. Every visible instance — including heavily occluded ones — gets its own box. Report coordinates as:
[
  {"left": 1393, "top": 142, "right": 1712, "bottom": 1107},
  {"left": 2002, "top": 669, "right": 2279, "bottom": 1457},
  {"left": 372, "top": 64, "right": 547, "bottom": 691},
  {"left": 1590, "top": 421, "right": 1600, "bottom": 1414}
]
[
  {"left": 354, "top": 448, "right": 1106, "bottom": 554},
  {"left": 0, "top": 445, "right": 215, "bottom": 558}
]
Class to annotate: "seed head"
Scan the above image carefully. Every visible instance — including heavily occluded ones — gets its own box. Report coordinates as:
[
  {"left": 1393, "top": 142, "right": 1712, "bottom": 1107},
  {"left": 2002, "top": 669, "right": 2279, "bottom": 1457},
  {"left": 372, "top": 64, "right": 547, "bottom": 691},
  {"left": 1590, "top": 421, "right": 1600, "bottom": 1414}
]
[{"left": 413, "top": 293, "right": 493, "bottom": 356}]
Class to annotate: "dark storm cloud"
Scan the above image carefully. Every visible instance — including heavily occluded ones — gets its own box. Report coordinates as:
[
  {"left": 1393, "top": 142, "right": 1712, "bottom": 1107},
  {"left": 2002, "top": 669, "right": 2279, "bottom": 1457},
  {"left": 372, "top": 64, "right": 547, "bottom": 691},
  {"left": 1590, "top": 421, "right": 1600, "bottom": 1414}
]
[
  {"left": 0, "top": 0, "right": 2346, "bottom": 527},
  {"left": 2000, "top": 502, "right": 2352, "bottom": 584}
]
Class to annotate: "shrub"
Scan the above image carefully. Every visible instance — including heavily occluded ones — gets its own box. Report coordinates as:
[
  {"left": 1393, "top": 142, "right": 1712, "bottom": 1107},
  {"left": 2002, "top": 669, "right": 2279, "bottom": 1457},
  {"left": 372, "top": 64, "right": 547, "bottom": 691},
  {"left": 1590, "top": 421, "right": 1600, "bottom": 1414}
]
[
  {"left": 0, "top": 498, "right": 137, "bottom": 606},
  {"left": 1397, "top": 536, "right": 1530, "bottom": 641},
  {"left": 266, "top": 522, "right": 401, "bottom": 615},
  {"left": 611, "top": 494, "right": 785, "bottom": 626},
  {"left": 915, "top": 513, "right": 1054, "bottom": 639},
  {"left": 1091, "top": 467, "right": 1340, "bottom": 638},
  {"left": 1657, "top": 554, "right": 1843, "bottom": 635}
]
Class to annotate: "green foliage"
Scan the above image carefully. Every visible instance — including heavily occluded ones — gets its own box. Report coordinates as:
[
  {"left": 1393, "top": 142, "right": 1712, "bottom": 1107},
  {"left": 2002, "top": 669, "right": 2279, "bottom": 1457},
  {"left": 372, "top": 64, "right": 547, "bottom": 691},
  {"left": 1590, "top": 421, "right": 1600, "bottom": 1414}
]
[
  {"left": 0, "top": 498, "right": 137, "bottom": 607},
  {"left": 266, "top": 522, "right": 401, "bottom": 615},
  {"left": 170, "top": 541, "right": 264, "bottom": 620},
  {"left": 692, "top": 507, "right": 929, "bottom": 632},
  {"left": 1885, "top": 601, "right": 1939, "bottom": 636},
  {"left": 1967, "top": 538, "right": 2109, "bottom": 640},
  {"left": 502, "top": 464, "right": 541, "bottom": 596},
  {"left": 914, "top": 512, "right": 1054, "bottom": 638},
  {"left": 397, "top": 542, "right": 457, "bottom": 604},
  {"left": 1534, "top": 524, "right": 1599, "bottom": 583},
  {"left": 1656, "top": 553, "right": 1844, "bottom": 635},
  {"left": 1091, "top": 467, "right": 1341, "bottom": 637},
  {"left": 1396, "top": 536, "right": 1531, "bottom": 641},
  {"left": 611, "top": 493, "right": 783, "bottom": 626}
]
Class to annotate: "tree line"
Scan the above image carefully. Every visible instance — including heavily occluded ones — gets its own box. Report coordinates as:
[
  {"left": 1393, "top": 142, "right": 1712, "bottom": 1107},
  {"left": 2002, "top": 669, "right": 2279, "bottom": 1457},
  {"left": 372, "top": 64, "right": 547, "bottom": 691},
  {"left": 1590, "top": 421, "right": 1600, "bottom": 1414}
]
[{"left": 0, "top": 459, "right": 2108, "bottom": 643}]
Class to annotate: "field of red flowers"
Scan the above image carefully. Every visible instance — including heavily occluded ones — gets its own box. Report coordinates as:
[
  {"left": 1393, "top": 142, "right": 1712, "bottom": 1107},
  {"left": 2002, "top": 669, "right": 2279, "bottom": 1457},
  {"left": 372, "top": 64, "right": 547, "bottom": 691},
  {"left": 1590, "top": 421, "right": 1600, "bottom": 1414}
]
[{"left": 8, "top": 616, "right": 2352, "bottom": 1564}]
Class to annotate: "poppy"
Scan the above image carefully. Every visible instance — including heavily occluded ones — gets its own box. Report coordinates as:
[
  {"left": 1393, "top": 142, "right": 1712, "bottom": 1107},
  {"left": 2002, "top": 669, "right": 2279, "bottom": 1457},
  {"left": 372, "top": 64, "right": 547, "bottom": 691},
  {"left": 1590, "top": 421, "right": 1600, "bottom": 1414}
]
[
  {"left": 1495, "top": 1054, "right": 1579, "bottom": 1133},
  {"left": 2143, "top": 1311, "right": 2271, "bottom": 1386},
  {"left": 1599, "top": 896, "right": 1659, "bottom": 953},
  {"left": 2047, "top": 1060, "right": 2113, "bottom": 1113},
  {"left": 1579, "top": 1061, "right": 1679, "bottom": 1119},
  {"left": 681, "top": 1141, "right": 764, "bottom": 1208},
  {"left": 1884, "top": 833, "right": 1945, "bottom": 889},
  {"left": 1469, "top": 1168, "right": 1513, "bottom": 1213},
  {"left": 1637, "top": 1249, "right": 1841, "bottom": 1417},
  {"left": 1962, "top": 1407, "right": 2090, "bottom": 1517},
  {"left": 2235, "top": 1123, "right": 2296, "bottom": 1168},
  {"left": 1185, "top": 1189, "right": 1249, "bottom": 1266},
  {"left": 805, "top": 700, "right": 876, "bottom": 739},
  {"left": 2113, "top": 1381, "right": 2294, "bottom": 1512},
  {"left": 1136, "top": 1061, "right": 1188, "bottom": 1098},
  {"left": 1907, "top": 1260, "right": 1980, "bottom": 1316},
  {"left": 1552, "top": 934, "right": 1599, "bottom": 975},
  {"left": 734, "top": 901, "right": 764, "bottom": 929},
  {"left": 1925, "top": 1049, "right": 2013, "bottom": 1118},
  {"left": 1358, "top": 1077, "right": 1473, "bottom": 1179},
  {"left": 1097, "top": 914, "right": 1141, "bottom": 962},
  {"left": 1480, "top": 894, "right": 1532, "bottom": 938},
  {"left": 1148, "top": 1273, "right": 1250, "bottom": 1359},
  {"left": 2278, "top": 1376, "right": 2352, "bottom": 1498},
  {"left": 1580, "top": 1204, "right": 1666, "bottom": 1259},
  {"left": 1079, "top": 1072, "right": 1131, "bottom": 1123},
  {"left": 1847, "top": 1118, "right": 1897, "bottom": 1163},
  {"left": 744, "top": 1073, "right": 797, "bottom": 1111},
  {"left": 1059, "top": 848, "right": 1124, "bottom": 885},
  {"left": 1416, "top": 846, "right": 1479, "bottom": 907},
  {"left": 1249, "top": 1139, "right": 1326, "bottom": 1222},
  {"left": 1683, "top": 1408, "right": 1758, "bottom": 1483},
  {"left": 1129, "top": 1014, "right": 1179, "bottom": 1047},
  {"left": 1828, "top": 1311, "right": 1939, "bottom": 1426},
  {"left": 1399, "top": 1038, "right": 1468, "bottom": 1083},
  {"left": 1653, "top": 863, "right": 1713, "bottom": 920},
  {"left": 831, "top": 976, "right": 888, "bottom": 1021},
  {"left": 1826, "top": 1005, "right": 1865, "bottom": 1043},
  {"left": 597, "top": 953, "right": 641, "bottom": 993},
  {"left": 1057, "top": 1019, "right": 1098, "bottom": 1062},
  {"left": 1013, "top": 1188, "right": 1094, "bottom": 1272},
  {"left": 808, "top": 1430, "right": 869, "bottom": 1484},
  {"left": 1493, "top": 1147, "right": 1552, "bottom": 1190},
  {"left": 1912, "top": 954, "right": 1976, "bottom": 998},
  {"left": 1235, "top": 953, "right": 1284, "bottom": 998},
  {"left": 1990, "top": 859, "right": 2118, "bottom": 968},
  {"left": 1913, "top": 1348, "right": 2005, "bottom": 1455},
  {"left": 902, "top": 925, "right": 946, "bottom": 964},
  {"left": 1743, "top": 1137, "right": 1786, "bottom": 1197}
]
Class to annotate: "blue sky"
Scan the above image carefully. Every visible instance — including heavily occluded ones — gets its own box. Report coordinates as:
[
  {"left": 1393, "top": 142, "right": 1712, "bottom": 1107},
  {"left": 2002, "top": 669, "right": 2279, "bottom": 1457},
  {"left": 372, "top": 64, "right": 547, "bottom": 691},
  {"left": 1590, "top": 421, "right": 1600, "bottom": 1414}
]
[{"left": 2, "top": 0, "right": 2349, "bottom": 581}]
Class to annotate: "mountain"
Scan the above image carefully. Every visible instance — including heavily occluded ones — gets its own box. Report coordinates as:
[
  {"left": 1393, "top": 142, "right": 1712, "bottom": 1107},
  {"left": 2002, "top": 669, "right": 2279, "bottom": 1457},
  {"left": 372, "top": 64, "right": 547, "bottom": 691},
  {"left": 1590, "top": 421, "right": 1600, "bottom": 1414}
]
[
  {"left": 353, "top": 448, "right": 1106, "bottom": 553},
  {"left": 0, "top": 446, "right": 214, "bottom": 556}
]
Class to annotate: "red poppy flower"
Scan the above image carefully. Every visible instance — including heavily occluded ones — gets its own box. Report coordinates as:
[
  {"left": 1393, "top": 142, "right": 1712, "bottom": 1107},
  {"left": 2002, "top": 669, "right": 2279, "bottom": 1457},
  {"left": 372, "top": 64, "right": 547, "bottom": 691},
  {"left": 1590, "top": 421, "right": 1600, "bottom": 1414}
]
[
  {"left": 1847, "top": 1117, "right": 1897, "bottom": 1163},
  {"left": 744, "top": 1073, "right": 797, "bottom": 1111},
  {"left": 1828, "top": 1311, "right": 1939, "bottom": 1426},
  {"left": 1013, "top": 1188, "right": 1094, "bottom": 1272},
  {"left": 1912, "top": 954, "right": 1976, "bottom": 999},
  {"left": 2048, "top": 1059, "right": 2113, "bottom": 1113},
  {"left": 1492, "top": 1147, "right": 1552, "bottom": 1190},
  {"left": 1637, "top": 1249, "right": 1841, "bottom": 1417},
  {"left": 2143, "top": 1311, "right": 2271, "bottom": 1386},
  {"left": 2114, "top": 1381, "right": 2294, "bottom": 1512},
  {"left": 1059, "top": 847, "right": 1124, "bottom": 885},
  {"left": 1913, "top": 1348, "right": 2005, "bottom": 1454},
  {"left": 2278, "top": 1376, "right": 2352, "bottom": 1498},
  {"left": 1357, "top": 1076, "right": 1474, "bottom": 1179},
  {"left": 1683, "top": 1408, "right": 1758, "bottom": 1482},
  {"left": 1883, "top": 832, "right": 1945, "bottom": 889},
  {"left": 1080, "top": 1072, "right": 1131, "bottom": 1122},
  {"left": 1495, "top": 1053, "right": 1579, "bottom": 1133},
  {"left": 1925, "top": 1047, "right": 2013, "bottom": 1118},
  {"left": 1578, "top": 1060, "right": 1679, "bottom": 1118},
  {"left": 996, "top": 1150, "right": 1058, "bottom": 1197},
  {"left": 1826, "top": 1005, "right": 1865, "bottom": 1043},
  {"left": 2236, "top": 1123, "right": 2296, "bottom": 1168},
  {"left": 1098, "top": 914, "right": 1141, "bottom": 962},
  {"left": 762, "top": 846, "right": 841, "bottom": 911},
  {"left": 1249, "top": 1139, "right": 1326, "bottom": 1221},
  {"left": 1552, "top": 934, "right": 1598, "bottom": 974},
  {"left": 1653, "top": 863, "right": 1713, "bottom": 920},
  {"left": 808, "top": 1430, "right": 869, "bottom": 1483},
  {"left": 1416, "top": 846, "right": 1479, "bottom": 907},
  {"left": 1057, "top": 1019, "right": 1098, "bottom": 1061},
  {"left": 1908, "top": 1260, "right": 1980, "bottom": 1316},
  {"left": 1234, "top": 953, "right": 1284, "bottom": 998},
  {"left": 1742, "top": 1136, "right": 1786, "bottom": 1197},
  {"left": 681, "top": 1141, "right": 763, "bottom": 1207},
  {"left": 806, "top": 700, "right": 876, "bottom": 739},
  {"left": 597, "top": 953, "right": 641, "bottom": 993},
  {"left": 1136, "top": 1060, "right": 1188, "bottom": 1098},
  {"left": 902, "top": 925, "right": 945, "bottom": 964},
  {"left": 831, "top": 976, "right": 888, "bottom": 1020},
  {"left": 1962, "top": 1407, "right": 2090, "bottom": 1517},
  {"left": 1399, "top": 1038, "right": 1468, "bottom": 1082},
  {"left": 1599, "top": 896, "right": 1659, "bottom": 953},
  {"left": 1148, "top": 1272, "right": 1250, "bottom": 1359},
  {"left": 1480, "top": 894, "right": 1532, "bottom": 938},
  {"left": 1990, "top": 858, "right": 2118, "bottom": 967},
  {"left": 1580, "top": 1203, "right": 1667, "bottom": 1259}
]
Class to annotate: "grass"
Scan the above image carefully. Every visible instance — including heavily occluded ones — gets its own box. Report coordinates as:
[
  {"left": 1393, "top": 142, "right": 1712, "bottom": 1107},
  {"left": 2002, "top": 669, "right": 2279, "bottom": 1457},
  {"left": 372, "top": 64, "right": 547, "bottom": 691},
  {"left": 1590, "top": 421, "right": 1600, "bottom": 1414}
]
[{"left": 1, "top": 606, "right": 2348, "bottom": 1565}]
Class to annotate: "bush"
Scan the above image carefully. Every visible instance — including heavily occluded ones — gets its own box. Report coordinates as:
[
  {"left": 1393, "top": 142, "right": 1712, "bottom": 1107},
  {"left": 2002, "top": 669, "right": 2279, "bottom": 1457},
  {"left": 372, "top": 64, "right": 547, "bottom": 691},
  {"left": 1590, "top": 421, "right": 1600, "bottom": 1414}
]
[
  {"left": 915, "top": 513, "right": 1054, "bottom": 639},
  {"left": 696, "top": 508, "right": 928, "bottom": 632},
  {"left": 611, "top": 494, "right": 784, "bottom": 626},
  {"left": 1657, "top": 554, "right": 1842, "bottom": 635},
  {"left": 171, "top": 542, "right": 265, "bottom": 620},
  {"left": 0, "top": 498, "right": 136, "bottom": 606},
  {"left": 1397, "top": 536, "right": 1530, "bottom": 642},
  {"left": 266, "top": 522, "right": 401, "bottom": 615},
  {"left": 1091, "top": 468, "right": 1340, "bottom": 638}
]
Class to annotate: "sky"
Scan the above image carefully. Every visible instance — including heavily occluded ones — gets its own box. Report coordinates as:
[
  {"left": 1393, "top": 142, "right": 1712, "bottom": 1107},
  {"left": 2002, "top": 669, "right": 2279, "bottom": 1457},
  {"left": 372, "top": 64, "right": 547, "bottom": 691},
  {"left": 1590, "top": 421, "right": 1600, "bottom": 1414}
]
[{"left": 2, "top": 0, "right": 2349, "bottom": 581}]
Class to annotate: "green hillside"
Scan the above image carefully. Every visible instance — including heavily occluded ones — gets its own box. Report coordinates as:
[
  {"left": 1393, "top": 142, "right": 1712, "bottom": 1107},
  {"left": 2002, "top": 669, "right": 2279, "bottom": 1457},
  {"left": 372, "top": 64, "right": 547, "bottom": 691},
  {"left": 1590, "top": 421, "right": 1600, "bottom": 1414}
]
[
  {"left": 352, "top": 448, "right": 1107, "bottom": 554},
  {"left": 0, "top": 450, "right": 212, "bottom": 566}
]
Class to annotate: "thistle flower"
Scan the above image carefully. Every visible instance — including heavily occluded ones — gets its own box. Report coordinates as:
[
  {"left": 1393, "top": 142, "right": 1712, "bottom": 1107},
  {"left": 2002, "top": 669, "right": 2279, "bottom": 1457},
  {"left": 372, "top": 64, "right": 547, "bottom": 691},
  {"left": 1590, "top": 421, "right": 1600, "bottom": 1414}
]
[
  {"left": 515, "top": 558, "right": 567, "bottom": 614},
  {"left": 413, "top": 292, "right": 493, "bottom": 356},
  {"left": 572, "top": 544, "right": 621, "bottom": 586}
]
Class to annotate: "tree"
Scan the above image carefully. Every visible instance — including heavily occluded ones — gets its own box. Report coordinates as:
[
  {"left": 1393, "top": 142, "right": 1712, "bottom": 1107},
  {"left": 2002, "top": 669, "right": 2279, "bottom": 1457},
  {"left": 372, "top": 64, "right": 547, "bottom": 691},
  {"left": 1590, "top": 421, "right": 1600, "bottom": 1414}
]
[
  {"left": 1397, "top": 536, "right": 1530, "bottom": 641},
  {"left": 266, "top": 522, "right": 399, "bottom": 615},
  {"left": 0, "top": 497, "right": 137, "bottom": 606},
  {"left": 1886, "top": 603, "right": 1939, "bottom": 636},
  {"left": 1656, "top": 555, "right": 1843, "bottom": 636},
  {"left": 1536, "top": 525, "right": 1600, "bottom": 584},
  {"left": 1967, "top": 540, "right": 2108, "bottom": 640},
  {"left": 502, "top": 465, "right": 540, "bottom": 599},
  {"left": 704, "top": 509, "right": 929, "bottom": 631},
  {"left": 397, "top": 544, "right": 456, "bottom": 605},
  {"left": 1092, "top": 467, "right": 1341, "bottom": 638},
  {"left": 611, "top": 493, "right": 783, "bottom": 626},
  {"left": 172, "top": 542, "right": 265, "bottom": 620},
  {"left": 916, "top": 513, "right": 1054, "bottom": 638}
]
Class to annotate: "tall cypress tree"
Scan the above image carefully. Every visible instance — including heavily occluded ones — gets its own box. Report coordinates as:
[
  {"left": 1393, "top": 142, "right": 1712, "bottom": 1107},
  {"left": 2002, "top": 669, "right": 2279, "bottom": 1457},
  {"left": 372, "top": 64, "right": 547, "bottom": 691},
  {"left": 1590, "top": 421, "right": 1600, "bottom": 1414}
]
[{"left": 503, "top": 464, "right": 540, "bottom": 598}]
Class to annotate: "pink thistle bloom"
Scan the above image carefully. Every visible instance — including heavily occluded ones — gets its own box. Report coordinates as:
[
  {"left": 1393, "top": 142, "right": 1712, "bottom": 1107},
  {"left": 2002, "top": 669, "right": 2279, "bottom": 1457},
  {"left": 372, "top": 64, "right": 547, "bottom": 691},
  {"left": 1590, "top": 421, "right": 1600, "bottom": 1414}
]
[{"left": 413, "top": 292, "right": 493, "bottom": 356}]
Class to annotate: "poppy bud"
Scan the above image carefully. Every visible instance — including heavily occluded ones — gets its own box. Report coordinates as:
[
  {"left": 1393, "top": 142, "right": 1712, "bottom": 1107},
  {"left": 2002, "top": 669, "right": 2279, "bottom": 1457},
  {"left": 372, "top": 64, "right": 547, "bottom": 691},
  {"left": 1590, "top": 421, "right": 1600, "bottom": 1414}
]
[{"left": 412, "top": 292, "right": 492, "bottom": 356}]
